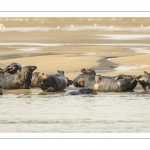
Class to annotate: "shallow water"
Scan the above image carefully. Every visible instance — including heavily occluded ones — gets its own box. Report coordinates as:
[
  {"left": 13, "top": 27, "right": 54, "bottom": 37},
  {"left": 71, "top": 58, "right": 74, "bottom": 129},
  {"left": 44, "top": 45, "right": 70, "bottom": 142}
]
[{"left": 0, "top": 87, "right": 150, "bottom": 133}]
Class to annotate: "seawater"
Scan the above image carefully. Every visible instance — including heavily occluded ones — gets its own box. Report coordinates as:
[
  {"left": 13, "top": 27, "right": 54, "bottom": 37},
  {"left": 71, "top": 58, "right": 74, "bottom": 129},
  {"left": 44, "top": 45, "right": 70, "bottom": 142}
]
[{"left": 0, "top": 87, "right": 150, "bottom": 132}]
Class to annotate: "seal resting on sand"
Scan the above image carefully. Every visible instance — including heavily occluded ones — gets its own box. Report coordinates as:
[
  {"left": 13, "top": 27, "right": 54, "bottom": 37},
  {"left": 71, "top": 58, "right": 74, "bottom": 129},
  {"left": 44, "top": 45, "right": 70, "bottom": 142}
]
[
  {"left": 84, "top": 75, "right": 137, "bottom": 92},
  {"left": 37, "top": 70, "right": 68, "bottom": 92},
  {"left": 73, "top": 68, "right": 96, "bottom": 87},
  {"left": 0, "top": 66, "right": 37, "bottom": 89},
  {"left": 92, "top": 74, "right": 140, "bottom": 90},
  {"left": 0, "top": 86, "right": 3, "bottom": 95},
  {"left": 0, "top": 63, "right": 22, "bottom": 75},
  {"left": 113, "top": 74, "right": 141, "bottom": 90},
  {"left": 31, "top": 72, "right": 73, "bottom": 87},
  {"left": 65, "top": 88, "right": 97, "bottom": 96}
]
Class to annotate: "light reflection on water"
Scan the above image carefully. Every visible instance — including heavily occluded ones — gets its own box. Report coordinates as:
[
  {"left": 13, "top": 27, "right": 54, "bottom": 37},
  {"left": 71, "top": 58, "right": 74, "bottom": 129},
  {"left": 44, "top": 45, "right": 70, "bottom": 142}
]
[{"left": 0, "top": 89, "right": 150, "bottom": 133}]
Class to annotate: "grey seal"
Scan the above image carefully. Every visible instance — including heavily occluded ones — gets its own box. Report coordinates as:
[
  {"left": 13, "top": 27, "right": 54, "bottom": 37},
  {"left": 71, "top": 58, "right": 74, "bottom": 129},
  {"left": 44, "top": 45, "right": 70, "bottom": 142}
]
[
  {"left": 37, "top": 70, "right": 68, "bottom": 92},
  {"left": 0, "top": 66, "right": 37, "bottom": 89},
  {"left": 31, "top": 72, "right": 73, "bottom": 87},
  {"left": 95, "top": 74, "right": 140, "bottom": 90},
  {"left": 73, "top": 68, "right": 96, "bottom": 87},
  {"left": 85, "top": 75, "right": 136, "bottom": 92},
  {"left": 65, "top": 88, "right": 97, "bottom": 96}
]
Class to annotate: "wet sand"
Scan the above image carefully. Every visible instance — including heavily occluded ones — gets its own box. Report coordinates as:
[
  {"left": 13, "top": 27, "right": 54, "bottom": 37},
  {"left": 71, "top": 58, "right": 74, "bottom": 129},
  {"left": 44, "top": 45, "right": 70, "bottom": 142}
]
[{"left": 1, "top": 17, "right": 150, "bottom": 81}]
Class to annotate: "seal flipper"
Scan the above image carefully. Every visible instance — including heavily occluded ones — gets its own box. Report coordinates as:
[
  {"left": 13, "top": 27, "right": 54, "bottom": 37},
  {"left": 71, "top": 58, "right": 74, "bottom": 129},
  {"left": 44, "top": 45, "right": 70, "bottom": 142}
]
[
  {"left": 136, "top": 75, "right": 142, "bottom": 80},
  {"left": 139, "top": 80, "right": 150, "bottom": 91},
  {"left": 50, "top": 76, "right": 61, "bottom": 88},
  {"left": 66, "top": 77, "right": 73, "bottom": 86},
  {"left": 79, "top": 88, "right": 97, "bottom": 94},
  {"left": 128, "top": 79, "right": 137, "bottom": 90},
  {"left": 44, "top": 87, "right": 54, "bottom": 92}
]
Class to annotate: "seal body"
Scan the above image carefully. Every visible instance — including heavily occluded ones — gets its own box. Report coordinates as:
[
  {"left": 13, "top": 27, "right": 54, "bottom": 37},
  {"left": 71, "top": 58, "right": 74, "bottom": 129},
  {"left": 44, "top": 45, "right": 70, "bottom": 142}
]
[
  {"left": 85, "top": 75, "right": 136, "bottom": 92},
  {"left": 0, "top": 86, "right": 3, "bottom": 95},
  {"left": 65, "top": 88, "right": 97, "bottom": 96},
  {"left": 38, "top": 70, "right": 68, "bottom": 92},
  {"left": 73, "top": 68, "right": 96, "bottom": 87},
  {"left": 0, "top": 66, "right": 37, "bottom": 89},
  {"left": 31, "top": 72, "right": 72, "bottom": 87},
  {"left": 103, "top": 74, "right": 141, "bottom": 90}
]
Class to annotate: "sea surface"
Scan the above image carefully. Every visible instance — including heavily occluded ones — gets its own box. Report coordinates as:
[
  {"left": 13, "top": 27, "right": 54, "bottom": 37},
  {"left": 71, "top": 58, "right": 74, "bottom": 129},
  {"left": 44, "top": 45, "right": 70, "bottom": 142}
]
[{"left": 0, "top": 87, "right": 150, "bottom": 132}]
